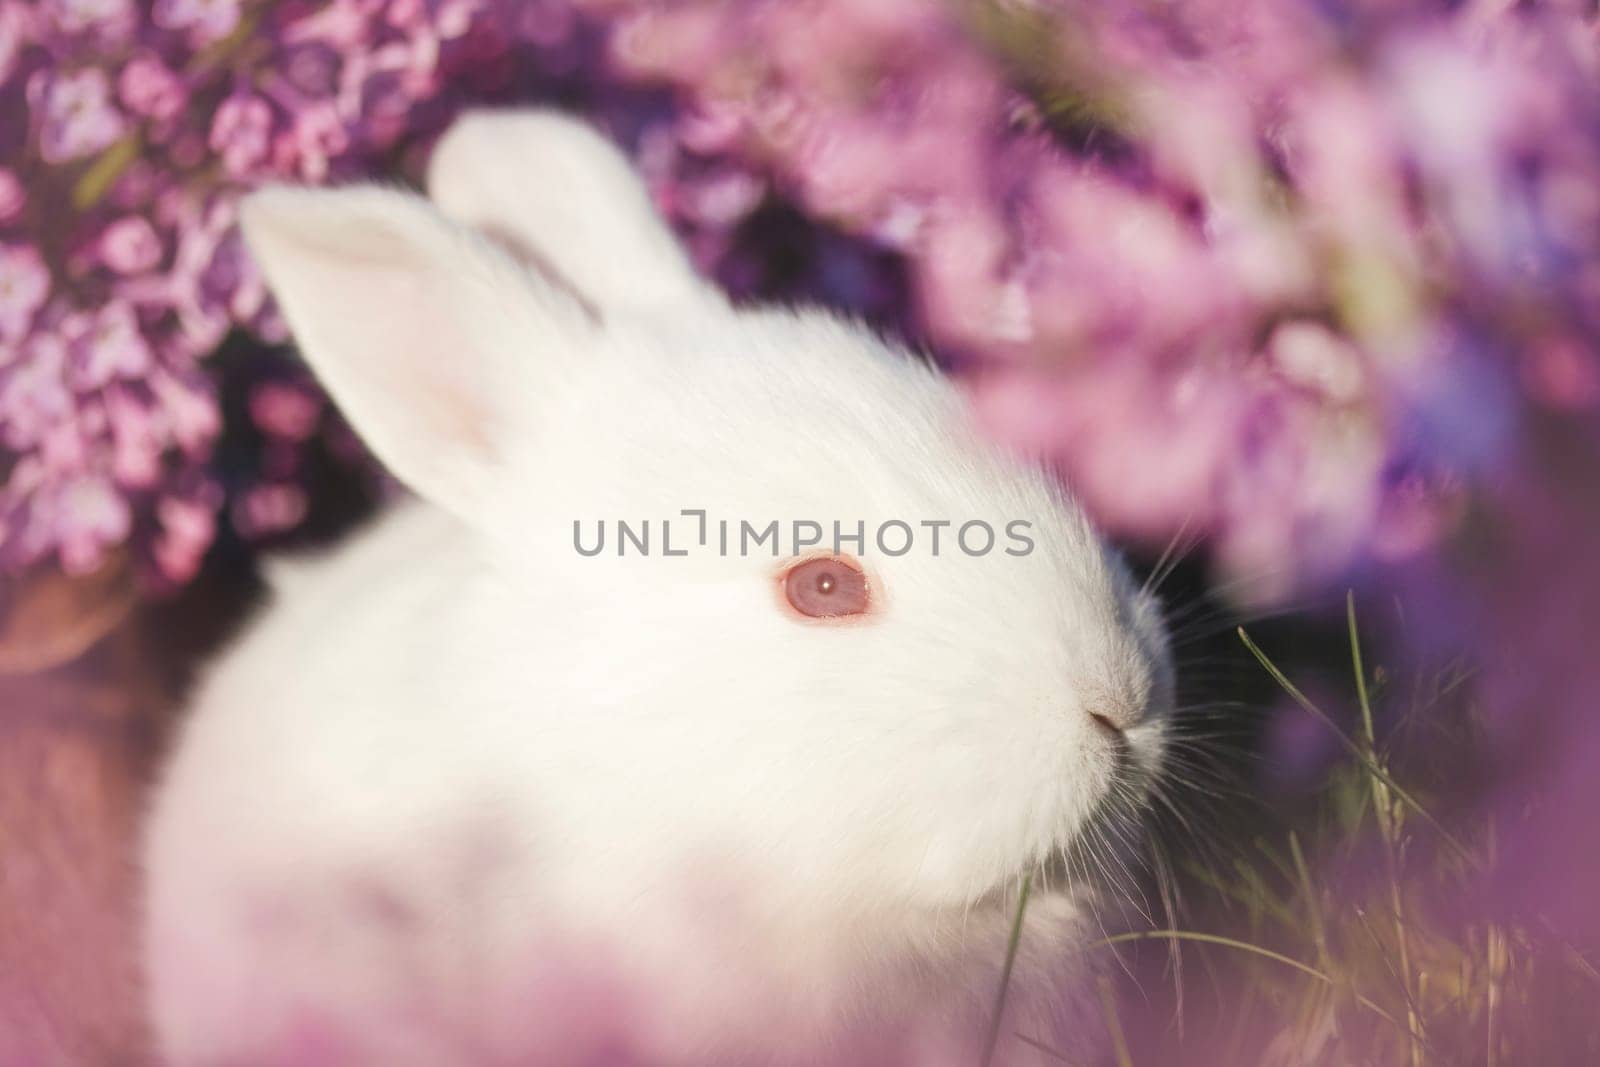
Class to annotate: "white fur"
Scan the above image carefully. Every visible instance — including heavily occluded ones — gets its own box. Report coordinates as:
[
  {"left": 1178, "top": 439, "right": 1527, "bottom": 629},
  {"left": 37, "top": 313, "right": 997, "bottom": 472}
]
[
  {"left": 143, "top": 111, "right": 1174, "bottom": 1065},
  {"left": 427, "top": 110, "right": 717, "bottom": 312}
]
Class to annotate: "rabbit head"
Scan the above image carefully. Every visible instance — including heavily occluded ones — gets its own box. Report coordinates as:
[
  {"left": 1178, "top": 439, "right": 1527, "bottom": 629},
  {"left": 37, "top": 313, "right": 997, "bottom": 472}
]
[{"left": 238, "top": 111, "right": 1175, "bottom": 933}]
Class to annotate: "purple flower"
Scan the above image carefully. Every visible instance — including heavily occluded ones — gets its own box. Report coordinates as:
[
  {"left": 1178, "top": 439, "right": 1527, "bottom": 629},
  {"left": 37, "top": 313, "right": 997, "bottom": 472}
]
[
  {"left": 36, "top": 415, "right": 89, "bottom": 475},
  {"left": 208, "top": 93, "right": 274, "bottom": 178},
  {"left": 146, "top": 368, "right": 219, "bottom": 455},
  {"left": 248, "top": 381, "right": 322, "bottom": 442},
  {"left": 272, "top": 102, "right": 351, "bottom": 182},
  {"left": 69, "top": 301, "right": 153, "bottom": 389},
  {"left": 0, "top": 167, "right": 24, "bottom": 222},
  {"left": 1522, "top": 335, "right": 1600, "bottom": 413},
  {"left": 104, "top": 384, "right": 163, "bottom": 488},
  {"left": 281, "top": 0, "right": 379, "bottom": 51},
  {"left": 153, "top": 491, "right": 217, "bottom": 583},
  {"left": 44, "top": 0, "right": 131, "bottom": 35},
  {"left": 0, "top": 243, "right": 49, "bottom": 345},
  {"left": 99, "top": 215, "right": 163, "bottom": 274},
  {"left": 49, "top": 474, "right": 132, "bottom": 575},
  {"left": 34, "top": 67, "right": 126, "bottom": 163},
  {"left": 118, "top": 53, "right": 188, "bottom": 120},
  {"left": 279, "top": 41, "right": 342, "bottom": 100},
  {"left": 232, "top": 482, "right": 308, "bottom": 539},
  {"left": 152, "top": 0, "right": 240, "bottom": 45},
  {"left": 0, "top": 334, "right": 73, "bottom": 448}
]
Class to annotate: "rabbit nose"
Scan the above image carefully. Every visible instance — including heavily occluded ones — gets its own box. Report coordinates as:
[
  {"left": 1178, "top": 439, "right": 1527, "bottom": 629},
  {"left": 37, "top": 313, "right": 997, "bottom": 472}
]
[
  {"left": 1087, "top": 699, "right": 1139, "bottom": 736},
  {"left": 1088, "top": 711, "right": 1123, "bottom": 737}
]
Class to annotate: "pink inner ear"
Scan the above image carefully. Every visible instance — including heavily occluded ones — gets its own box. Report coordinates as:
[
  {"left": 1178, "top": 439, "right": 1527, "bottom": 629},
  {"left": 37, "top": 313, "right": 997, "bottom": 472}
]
[
  {"left": 784, "top": 557, "right": 870, "bottom": 619},
  {"left": 423, "top": 383, "right": 497, "bottom": 460}
]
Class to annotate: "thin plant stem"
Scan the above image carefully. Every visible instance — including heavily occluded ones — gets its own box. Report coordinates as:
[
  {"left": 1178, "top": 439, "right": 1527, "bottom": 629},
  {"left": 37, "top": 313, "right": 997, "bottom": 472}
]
[
  {"left": 1237, "top": 626, "right": 1479, "bottom": 870},
  {"left": 1096, "top": 975, "right": 1135, "bottom": 1067},
  {"left": 1349, "top": 592, "right": 1424, "bottom": 1067},
  {"left": 980, "top": 873, "right": 1033, "bottom": 1067},
  {"left": 1094, "top": 930, "right": 1420, "bottom": 1039}
]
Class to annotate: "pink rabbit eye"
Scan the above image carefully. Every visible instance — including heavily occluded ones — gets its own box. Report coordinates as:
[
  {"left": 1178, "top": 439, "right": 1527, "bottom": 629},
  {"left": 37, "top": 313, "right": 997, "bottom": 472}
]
[{"left": 783, "top": 556, "right": 870, "bottom": 619}]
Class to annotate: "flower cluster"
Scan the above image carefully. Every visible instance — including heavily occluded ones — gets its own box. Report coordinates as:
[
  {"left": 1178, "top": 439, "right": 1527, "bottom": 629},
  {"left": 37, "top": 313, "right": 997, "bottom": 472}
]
[
  {"left": 15, "top": 1, "right": 1594, "bottom": 599},
  {"left": 4, "top": 1, "right": 1600, "bottom": 1060},
  {"left": 0, "top": 0, "right": 440, "bottom": 583},
  {"left": 606, "top": 0, "right": 1600, "bottom": 600},
  {"left": 0, "top": 0, "right": 925, "bottom": 586}
]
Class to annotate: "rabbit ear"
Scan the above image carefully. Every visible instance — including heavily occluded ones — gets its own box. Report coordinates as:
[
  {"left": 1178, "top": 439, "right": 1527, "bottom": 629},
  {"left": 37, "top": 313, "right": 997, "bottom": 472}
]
[
  {"left": 427, "top": 109, "right": 717, "bottom": 315},
  {"left": 240, "top": 185, "right": 591, "bottom": 526}
]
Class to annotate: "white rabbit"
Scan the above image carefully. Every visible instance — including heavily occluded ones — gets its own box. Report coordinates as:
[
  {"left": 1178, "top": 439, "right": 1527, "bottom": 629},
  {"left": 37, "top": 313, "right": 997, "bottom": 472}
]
[{"left": 142, "top": 111, "right": 1175, "bottom": 1066}]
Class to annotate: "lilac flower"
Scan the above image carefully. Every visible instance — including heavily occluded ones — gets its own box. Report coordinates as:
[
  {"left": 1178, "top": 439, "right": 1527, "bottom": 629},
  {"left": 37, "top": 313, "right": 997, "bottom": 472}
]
[
  {"left": 248, "top": 381, "right": 321, "bottom": 442},
  {"left": 232, "top": 481, "right": 308, "bottom": 539},
  {"left": 48, "top": 473, "right": 132, "bottom": 574},
  {"left": 152, "top": 490, "right": 216, "bottom": 583},
  {"left": 278, "top": 42, "right": 342, "bottom": 100},
  {"left": 44, "top": 0, "right": 131, "bottom": 35},
  {"left": 0, "top": 167, "right": 24, "bottom": 222},
  {"left": 0, "top": 244, "right": 49, "bottom": 345},
  {"left": 208, "top": 94, "right": 275, "bottom": 178},
  {"left": 33, "top": 67, "right": 126, "bottom": 163},
  {"left": 104, "top": 385, "right": 163, "bottom": 488},
  {"left": 145, "top": 368, "right": 219, "bottom": 456},
  {"left": 69, "top": 301, "right": 153, "bottom": 389},
  {"left": 152, "top": 0, "right": 241, "bottom": 45},
  {"left": 98, "top": 216, "right": 163, "bottom": 275},
  {"left": 0, "top": 334, "right": 73, "bottom": 448},
  {"left": 272, "top": 102, "right": 351, "bottom": 182},
  {"left": 117, "top": 54, "right": 188, "bottom": 121}
]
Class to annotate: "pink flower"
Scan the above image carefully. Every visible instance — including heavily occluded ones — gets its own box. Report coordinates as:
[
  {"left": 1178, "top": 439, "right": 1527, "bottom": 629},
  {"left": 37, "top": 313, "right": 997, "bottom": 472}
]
[
  {"left": 118, "top": 53, "right": 188, "bottom": 120},
  {"left": 45, "top": 0, "right": 130, "bottom": 34},
  {"left": 99, "top": 215, "right": 163, "bottom": 274},
  {"left": 677, "top": 102, "right": 745, "bottom": 155},
  {"left": 278, "top": 41, "right": 342, "bottom": 100},
  {"left": 0, "top": 243, "right": 49, "bottom": 344},
  {"left": 248, "top": 381, "right": 321, "bottom": 442},
  {"left": 683, "top": 169, "right": 764, "bottom": 228},
  {"left": 1283, "top": 77, "right": 1414, "bottom": 271},
  {"left": 1267, "top": 321, "right": 1367, "bottom": 404},
  {"left": 50, "top": 474, "right": 132, "bottom": 574},
  {"left": 208, "top": 94, "right": 274, "bottom": 178},
  {"left": 36, "top": 416, "right": 89, "bottom": 476},
  {"left": 70, "top": 301, "right": 153, "bottom": 388},
  {"left": 913, "top": 206, "right": 1019, "bottom": 349},
  {"left": 35, "top": 68, "right": 126, "bottom": 163},
  {"left": 0, "top": 167, "right": 24, "bottom": 222},
  {"left": 105, "top": 385, "right": 163, "bottom": 487},
  {"left": 0, "top": 3, "right": 33, "bottom": 87},
  {"left": 1522, "top": 336, "right": 1600, "bottom": 412},
  {"left": 232, "top": 482, "right": 308, "bottom": 539},
  {"left": 282, "top": 0, "right": 379, "bottom": 52},
  {"left": 0, "top": 334, "right": 73, "bottom": 448},
  {"left": 152, "top": 0, "right": 240, "bottom": 44},
  {"left": 273, "top": 102, "right": 352, "bottom": 182},
  {"left": 153, "top": 492, "right": 217, "bottom": 582},
  {"left": 970, "top": 360, "right": 1241, "bottom": 542},
  {"left": 147, "top": 369, "right": 220, "bottom": 455}
]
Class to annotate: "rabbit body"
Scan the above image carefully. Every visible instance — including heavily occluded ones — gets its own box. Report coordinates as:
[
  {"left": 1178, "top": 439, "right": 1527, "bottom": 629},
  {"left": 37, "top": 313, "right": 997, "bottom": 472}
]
[{"left": 143, "top": 112, "right": 1174, "bottom": 1065}]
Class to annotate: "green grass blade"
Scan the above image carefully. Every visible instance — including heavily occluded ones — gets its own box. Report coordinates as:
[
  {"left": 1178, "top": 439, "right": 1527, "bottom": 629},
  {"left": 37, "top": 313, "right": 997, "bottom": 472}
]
[
  {"left": 1237, "top": 626, "right": 1480, "bottom": 870},
  {"left": 1093, "top": 930, "right": 1409, "bottom": 1034},
  {"left": 980, "top": 873, "right": 1033, "bottom": 1067}
]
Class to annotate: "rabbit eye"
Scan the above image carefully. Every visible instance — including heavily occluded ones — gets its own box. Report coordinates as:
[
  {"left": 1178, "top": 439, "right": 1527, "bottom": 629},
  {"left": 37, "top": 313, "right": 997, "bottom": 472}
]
[{"left": 783, "top": 556, "right": 870, "bottom": 619}]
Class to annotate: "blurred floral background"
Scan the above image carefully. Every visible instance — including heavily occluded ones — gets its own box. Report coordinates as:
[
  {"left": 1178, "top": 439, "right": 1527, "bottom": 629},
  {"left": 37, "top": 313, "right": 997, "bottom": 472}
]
[{"left": 2, "top": 0, "right": 1598, "bottom": 1063}]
